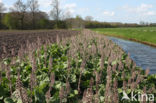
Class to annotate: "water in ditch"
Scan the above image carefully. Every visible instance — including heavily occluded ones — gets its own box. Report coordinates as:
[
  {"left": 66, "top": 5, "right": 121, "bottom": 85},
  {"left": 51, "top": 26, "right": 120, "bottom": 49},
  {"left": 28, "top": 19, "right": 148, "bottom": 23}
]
[{"left": 108, "top": 36, "right": 156, "bottom": 74}]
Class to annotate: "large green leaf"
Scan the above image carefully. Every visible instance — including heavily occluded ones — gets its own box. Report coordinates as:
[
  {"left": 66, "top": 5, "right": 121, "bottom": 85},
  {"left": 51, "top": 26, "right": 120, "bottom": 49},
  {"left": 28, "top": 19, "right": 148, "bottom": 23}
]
[{"left": 4, "top": 97, "right": 14, "bottom": 103}]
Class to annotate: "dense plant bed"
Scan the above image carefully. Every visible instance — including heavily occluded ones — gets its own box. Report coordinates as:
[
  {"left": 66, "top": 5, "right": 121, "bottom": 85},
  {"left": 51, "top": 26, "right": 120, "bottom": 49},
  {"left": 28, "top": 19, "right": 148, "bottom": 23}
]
[
  {"left": 0, "top": 30, "right": 79, "bottom": 59},
  {"left": 0, "top": 30, "right": 155, "bottom": 103}
]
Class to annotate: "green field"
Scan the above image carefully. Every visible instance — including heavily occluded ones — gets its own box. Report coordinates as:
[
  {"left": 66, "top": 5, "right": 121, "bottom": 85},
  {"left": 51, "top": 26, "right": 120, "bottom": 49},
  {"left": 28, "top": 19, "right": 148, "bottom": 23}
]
[{"left": 91, "top": 27, "right": 156, "bottom": 45}]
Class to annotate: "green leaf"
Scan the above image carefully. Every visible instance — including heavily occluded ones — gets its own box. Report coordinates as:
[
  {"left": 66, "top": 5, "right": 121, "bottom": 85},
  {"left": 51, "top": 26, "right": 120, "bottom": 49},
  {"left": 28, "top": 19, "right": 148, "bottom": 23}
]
[
  {"left": 55, "top": 81, "right": 62, "bottom": 89},
  {"left": 126, "top": 89, "right": 131, "bottom": 94},
  {"left": 34, "top": 87, "right": 46, "bottom": 103},
  {"left": 48, "top": 96, "right": 60, "bottom": 103},
  {"left": 74, "top": 90, "right": 78, "bottom": 95},
  {"left": 70, "top": 75, "right": 76, "bottom": 83},
  {"left": 105, "top": 61, "right": 108, "bottom": 64},
  {"left": 112, "top": 60, "right": 118, "bottom": 65},
  {"left": 100, "top": 96, "right": 104, "bottom": 101},
  {"left": 17, "top": 99, "right": 22, "bottom": 103},
  {"left": 69, "top": 93, "right": 74, "bottom": 98},
  {"left": 62, "top": 98, "right": 67, "bottom": 103},
  {"left": 3, "top": 58, "right": 11, "bottom": 65},
  {"left": 118, "top": 88, "right": 123, "bottom": 93},
  {"left": 4, "top": 97, "right": 14, "bottom": 103},
  {"left": 11, "top": 90, "right": 22, "bottom": 103},
  {"left": 0, "top": 96, "right": 3, "bottom": 100}
]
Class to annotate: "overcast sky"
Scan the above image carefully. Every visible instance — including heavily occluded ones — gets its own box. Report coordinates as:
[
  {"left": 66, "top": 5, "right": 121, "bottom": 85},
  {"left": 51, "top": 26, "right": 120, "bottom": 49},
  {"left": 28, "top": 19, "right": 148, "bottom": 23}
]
[{"left": 1, "top": 0, "right": 156, "bottom": 23}]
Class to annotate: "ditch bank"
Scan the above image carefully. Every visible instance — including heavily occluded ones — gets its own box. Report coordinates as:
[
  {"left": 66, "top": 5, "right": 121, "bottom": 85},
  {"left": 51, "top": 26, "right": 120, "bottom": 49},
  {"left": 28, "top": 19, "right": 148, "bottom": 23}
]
[{"left": 96, "top": 33, "right": 156, "bottom": 48}]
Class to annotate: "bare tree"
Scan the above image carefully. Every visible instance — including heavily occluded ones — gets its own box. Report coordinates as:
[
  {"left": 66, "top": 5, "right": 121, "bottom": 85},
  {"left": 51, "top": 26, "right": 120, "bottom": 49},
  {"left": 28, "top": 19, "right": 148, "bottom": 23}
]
[
  {"left": 50, "top": 0, "right": 62, "bottom": 28},
  {"left": 72, "top": 15, "right": 84, "bottom": 28},
  {"left": 0, "top": 2, "right": 6, "bottom": 28},
  {"left": 85, "top": 16, "right": 93, "bottom": 21},
  {"left": 11, "top": 0, "right": 27, "bottom": 29},
  {"left": 63, "top": 11, "right": 72, "bottom": 20},
  {"left": 28, "top": 0, "right": 39, "bottom": 29},
  {"left": 63, "top": 11, "right": 72, "bottom": 28}
]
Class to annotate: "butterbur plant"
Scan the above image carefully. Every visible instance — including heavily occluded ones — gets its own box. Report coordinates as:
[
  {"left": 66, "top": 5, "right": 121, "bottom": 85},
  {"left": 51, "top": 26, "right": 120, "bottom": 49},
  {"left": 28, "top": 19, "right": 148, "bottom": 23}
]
[
  {"left": 30, "top": 53, "right": 37, "bottom": 92},
  {"left": 45, "top": 72, "right": 55, "bottom": 102},
  {"left": 78, "top": 59, "right": 86, "bottom": 94},
  {"left": 15, "top": 69, "right": 29, "bottom": 103},
  {"left": 0, "top": 30, "right": 156, "bottom": 103},
  {"left": 0, "top": 62, "right": 2, "bottom": 85}
]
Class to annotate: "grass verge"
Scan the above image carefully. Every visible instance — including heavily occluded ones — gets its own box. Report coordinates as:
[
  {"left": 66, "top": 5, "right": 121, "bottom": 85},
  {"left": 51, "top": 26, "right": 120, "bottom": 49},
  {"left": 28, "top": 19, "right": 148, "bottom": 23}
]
[{"left": 91, "top": 27, "right": 156, "bottom": 47}]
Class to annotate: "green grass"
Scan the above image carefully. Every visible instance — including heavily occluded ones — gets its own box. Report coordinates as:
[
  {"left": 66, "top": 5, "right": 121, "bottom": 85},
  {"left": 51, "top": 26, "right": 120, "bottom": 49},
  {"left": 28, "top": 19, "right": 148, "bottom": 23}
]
[{"left": 91, "top": 27, "right": 156, "bottom": 45}]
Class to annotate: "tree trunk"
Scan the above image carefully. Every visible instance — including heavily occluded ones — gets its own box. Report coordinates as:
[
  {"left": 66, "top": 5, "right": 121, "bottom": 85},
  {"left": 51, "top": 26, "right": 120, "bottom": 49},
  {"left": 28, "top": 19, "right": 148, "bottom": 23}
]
[
  {"left": 32, "top": 12, "right": 35, "bottom": 29},
  {"left": 0, "top": 13, "right": 2, "bottom": 29},
  {"left": 21, "top": 15, "right": 24, "bottom": 30}
]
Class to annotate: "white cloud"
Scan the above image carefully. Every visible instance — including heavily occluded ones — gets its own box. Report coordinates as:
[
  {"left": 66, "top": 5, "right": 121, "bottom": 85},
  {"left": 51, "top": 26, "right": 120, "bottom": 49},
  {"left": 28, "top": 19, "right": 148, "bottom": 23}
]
[
  {"left": 137, "top": 4, "right": 153, "bottom": 12},
  {"left": 103, "top": 11, "right": 115, "bottom": 16},
  {"left": 38, "top": 0, "right": 68, "bottom": 9},
  {"left": 38, "top": 0, "right": 51, "bottom": 8},
  {"left": 0, "top": 0, "right": 2, "bottom": 3},
  {"left": 124, "top": 4, "right": 153, "bottom": 12},
  {"left": 141, "top": 4, "right": 152, "bottom": 9},
  {"left": 146, "top": 11, "right": 155, "bottom": 16},
  {"left": 64, "top": 3, "right": 76, "bottom": 9},
  {"left": 64, "top": 3, "right": 76, "bottom": 14},
  {"left": 38, "top": 0, "right": 75, "bottom": 14},
  {"left": 78, "top": 8, "right": 89, "bottom": 13},
  {"left": 123, "top": 4, "right": 155, "bottom": 16}
]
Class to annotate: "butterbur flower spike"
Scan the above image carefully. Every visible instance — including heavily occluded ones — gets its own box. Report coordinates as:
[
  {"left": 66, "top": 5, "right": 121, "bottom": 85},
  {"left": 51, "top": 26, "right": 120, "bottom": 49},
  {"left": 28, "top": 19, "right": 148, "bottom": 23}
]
[{"left": 145, "top": 68, "right": 150, "bottom": 76}]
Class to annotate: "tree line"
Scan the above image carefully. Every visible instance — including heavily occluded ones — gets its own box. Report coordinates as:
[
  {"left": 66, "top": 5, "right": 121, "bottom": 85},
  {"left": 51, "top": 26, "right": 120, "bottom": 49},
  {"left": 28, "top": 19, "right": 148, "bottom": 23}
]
[
  {"left": 0, "top": 0, "right": 156, "bottom": 30},
  {"left": 0, "top": 0, "right": 69, "bottom": 30}
]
